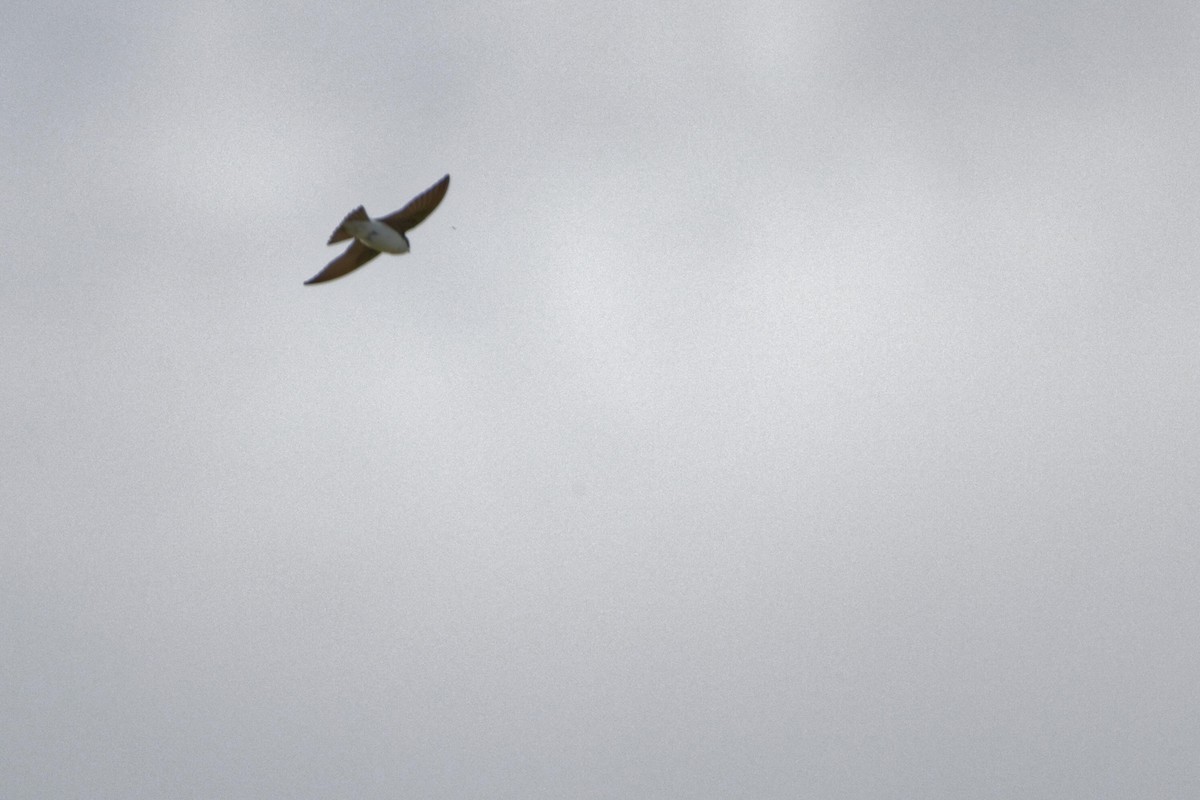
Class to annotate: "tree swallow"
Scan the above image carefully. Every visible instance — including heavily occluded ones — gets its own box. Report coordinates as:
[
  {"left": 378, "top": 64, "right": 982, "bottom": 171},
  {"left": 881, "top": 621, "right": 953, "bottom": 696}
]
[{"left": 305, "top": 174, "right": 450, "bottom": 285}]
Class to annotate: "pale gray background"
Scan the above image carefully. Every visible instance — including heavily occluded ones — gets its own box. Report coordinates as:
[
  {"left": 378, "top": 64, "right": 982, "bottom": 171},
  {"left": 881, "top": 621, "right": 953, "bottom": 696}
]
[{"left": 3, "top": 1, "right": 1198, "bottom": 798}]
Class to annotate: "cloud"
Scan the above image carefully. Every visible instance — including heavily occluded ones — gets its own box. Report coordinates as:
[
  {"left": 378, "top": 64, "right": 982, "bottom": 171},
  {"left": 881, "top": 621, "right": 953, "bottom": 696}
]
[{"left": 3, "top": 2, "right": 1199, "bottom": 797}]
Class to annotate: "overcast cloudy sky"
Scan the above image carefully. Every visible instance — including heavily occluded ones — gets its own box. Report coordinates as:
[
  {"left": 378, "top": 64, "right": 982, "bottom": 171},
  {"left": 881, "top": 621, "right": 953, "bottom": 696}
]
[{"left": 3, "top": 1, "right": 1199, "bottom": 797}]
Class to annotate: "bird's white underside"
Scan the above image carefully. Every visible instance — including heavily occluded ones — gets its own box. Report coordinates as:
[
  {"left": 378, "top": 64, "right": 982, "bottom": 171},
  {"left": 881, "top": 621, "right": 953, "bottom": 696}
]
[{"left": 346, "top": 218, "right": 410, "bottom": 254}]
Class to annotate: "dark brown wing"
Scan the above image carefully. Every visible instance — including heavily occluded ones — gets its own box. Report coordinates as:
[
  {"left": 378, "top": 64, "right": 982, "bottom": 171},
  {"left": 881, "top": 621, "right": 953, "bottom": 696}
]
[
  {"left": 304, "top": 240, "right": 381, "bottom": 285},
  {"left": 379, "top": 174, "right": 449, "bottom": 233}
]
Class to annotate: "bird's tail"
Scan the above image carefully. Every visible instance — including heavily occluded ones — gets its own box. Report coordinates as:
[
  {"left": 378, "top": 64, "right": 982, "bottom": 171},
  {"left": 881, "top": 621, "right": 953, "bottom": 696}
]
[{"left": 327, "top": 206, "right": 369, "bottom": 244}]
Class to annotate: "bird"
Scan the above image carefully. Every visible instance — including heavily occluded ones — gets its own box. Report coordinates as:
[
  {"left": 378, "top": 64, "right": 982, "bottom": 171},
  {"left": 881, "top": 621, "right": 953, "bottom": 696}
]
[{"left": 304, "top": 174, "right": 450, "bottom": 285}]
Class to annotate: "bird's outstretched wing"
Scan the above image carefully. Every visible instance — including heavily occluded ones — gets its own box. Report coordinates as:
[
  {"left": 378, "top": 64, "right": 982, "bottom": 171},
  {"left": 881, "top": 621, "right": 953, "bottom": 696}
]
[
  {"left": 380, "top": 174, "right": 450, "bottom": 233},
  {"left": 304, "top": 240, "right": 381, "bottom": 285}
]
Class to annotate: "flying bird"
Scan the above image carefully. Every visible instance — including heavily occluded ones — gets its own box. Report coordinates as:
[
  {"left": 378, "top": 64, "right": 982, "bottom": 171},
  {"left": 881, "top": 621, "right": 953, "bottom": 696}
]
[{"left": 304, "top": 174, "right": 450, "bottom": 285}]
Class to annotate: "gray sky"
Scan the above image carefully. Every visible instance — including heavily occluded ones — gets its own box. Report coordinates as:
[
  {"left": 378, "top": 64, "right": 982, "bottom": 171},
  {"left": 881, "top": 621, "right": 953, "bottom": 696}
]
[{"left": 3, "top": 1, "right": 1199, "bottom": 797}]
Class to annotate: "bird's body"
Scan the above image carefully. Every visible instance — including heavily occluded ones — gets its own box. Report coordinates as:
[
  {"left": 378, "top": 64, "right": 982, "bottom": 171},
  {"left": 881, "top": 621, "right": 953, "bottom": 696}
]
[
  {"left": 305, "top": 174, "right": 449, "bottom": 285},
  {"left": 341, "top": 216, "right": 410, "bottom": 254}
]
